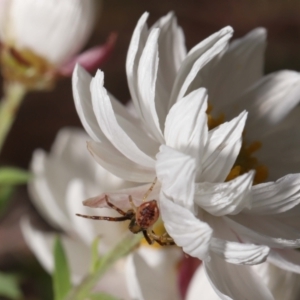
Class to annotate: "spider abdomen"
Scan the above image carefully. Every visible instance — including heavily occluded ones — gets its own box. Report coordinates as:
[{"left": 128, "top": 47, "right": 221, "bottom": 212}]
[{"left": 136, "top": 200, "right": 159, "bottom": 229}]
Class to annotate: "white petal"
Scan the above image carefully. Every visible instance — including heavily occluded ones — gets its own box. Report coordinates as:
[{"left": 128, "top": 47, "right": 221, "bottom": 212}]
[
  {"left": 91, "top": 70, "right": 154, "bottom": 167},
  {"left": 50, "top": 127, "right": 133, "bottom": 192},
  {"left": 91, "top": 70, "right": 156, "bottom": 168},
  {"left": 151, "top": 12, "right": 186, "bottom": 73},
  {"left": 186, "top": 265, "right": 220, "bottom": 300},
  {"left": 225, "top": 214, "right": 300, "bottom": 248},
  {"left": 116, "top": 114, "right": 160, "bottom": 158},
  {"left": 48, "top": 128, "right": 97, "bottom": 178},
  {"left": 151, "top": 12, "right": 187, "bottom": 127},
  {"left": 126, "top": 12, "right": 150, "bottom": 122},
  {"left": 169, "top": 26, "right": 233, "bottom": 108},
  {"left": 211, "top": 238, "right": 269, "bottom": 265},
  {"left": 156, "top": 145, "right": 195, "bottom": 211},
  {"left": 29, "top": 149, "right": 73, "bottom": 231},
  {"left": 251, "top": 106, "right": 300, "bottom": 180},
  {"left": 205, "top": 253, "right": 274, "bottom": 300},
  {"left": 160, "top": 192, "right": 213, "bottom": 260},
  {"left": 21, "top": 218, "right": 53, "bottom": 273},
  {"left": 231, "top": 71, "right": 300, "bottom": 138},
  {"left": 65, "top": 179, "right": 100, "bottom": 245},
  {"left": 126, "top": 247, "right": 181, "bottom": 300},
  {"left": 268, "top": 249, "right": 300, "bottom": 274},
  {"left": 164, "top": 88, "right": 208, "bottom": 164},
  {"left": 73, "top": 65, "right": 159, "bottom": 165},
  {"left": 136, "top": 28, "right": 164, "bottom": 141},
  {"left": 206, "top": 215, "right": 270, "bottom": 265},
  {"left": 248, "top": 174, "right": 300, "bottom": 215},
  {"left": 252, "top": 262, "right": 300, "bottom": 300},
  {"left": 195, "top": 171, "right": 254, "bottom": 216},
  {"left": 20, "top": 218, "right": 90, "bottom": 284},
  {"left": 200, "top": 111, "right": 247, "bottom": 183},
  {"left": 87, "top": 140, "right": 156, "bottom": 183},
  {"left": 8, "top": 0, "right": 96, "bottom": 64},
  {"left": 72, "top": 65, "right": 114, "bottom": 142},
  {"left": 199, "top": 28, "right": 266, "bottom": 112}
]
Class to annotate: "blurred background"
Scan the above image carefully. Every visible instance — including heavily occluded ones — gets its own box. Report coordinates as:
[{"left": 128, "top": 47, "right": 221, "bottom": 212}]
[{"left": 0, "top": 0, "right": 300, "bottom": 298}]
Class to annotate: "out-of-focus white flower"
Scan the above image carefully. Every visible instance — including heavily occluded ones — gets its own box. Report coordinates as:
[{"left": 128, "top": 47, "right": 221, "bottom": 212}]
[
  {"left": 21, "top": 128, "right": 130, "bottom": 298},
  {"left": 186, "top": 262, "right": 300, "bottom": 300},
  {"left": 21, "top": 128, "right": 181, "bottom": 300},
  {"left": 0, "top": 0, "right": 115, "bottom": 89},
  {"left": 72, "top": 11, "right": 300, "bottom": 299}
]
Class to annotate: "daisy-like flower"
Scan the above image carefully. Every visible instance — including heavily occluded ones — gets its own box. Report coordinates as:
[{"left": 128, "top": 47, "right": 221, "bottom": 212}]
[
  {"left": 21, "top": 128, "right": 181, "bottom": 300},
  {"left": 0, "top": 0, "right": 115, "bottom": 90},
  {"left": 72, "top": 11, "right": 233, "bottom": 186},
  {"left": 73, "top": 11, "right": 300, "bottom": 299}
]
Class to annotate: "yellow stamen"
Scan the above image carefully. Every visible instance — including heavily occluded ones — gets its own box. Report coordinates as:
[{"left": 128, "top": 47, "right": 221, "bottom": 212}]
[
  {"left": 226, "top": 166, "right": 241, "bottom": 181},
  {"left": 207, "top": 104, "right": 268, "bottom": 184}
]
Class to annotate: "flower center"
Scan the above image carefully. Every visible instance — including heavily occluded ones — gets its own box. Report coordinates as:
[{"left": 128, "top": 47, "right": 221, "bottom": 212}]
[
  {"left": 226, "top": 140, "right": 268, "bottom": 184},
  {"left": 206, "top": 104, "right": 268, "bottom": 184},
  {"left": 0, "top": 45, "right": 55, "bottom": 90}
]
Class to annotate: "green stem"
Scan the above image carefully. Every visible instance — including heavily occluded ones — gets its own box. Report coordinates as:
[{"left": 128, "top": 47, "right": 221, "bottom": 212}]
[
  {"left": 0, "top": 82, "right": 27, "bottom": 154},
  {"left": 66, "top": 233, "right": 142, "bottom": 300}
]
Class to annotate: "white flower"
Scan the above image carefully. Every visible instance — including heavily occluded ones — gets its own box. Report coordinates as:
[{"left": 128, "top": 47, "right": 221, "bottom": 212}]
[
  {"left": 21, "top": 128, "right": 181, "bottom": 300},
  {"left": 0, "top": 0, "right": 115, "bottom": 89},
  {"left": 73, "top": 11, "right": 300, "bottom": 299},
  {"left": 72, "top": 11, "right": 233, "bottom": 185},
  {"left": 186, "top": 262, "right": 300, "bottom": 300}
]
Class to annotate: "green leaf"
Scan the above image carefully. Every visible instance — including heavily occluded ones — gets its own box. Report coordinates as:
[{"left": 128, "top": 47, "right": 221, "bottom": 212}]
[
  {"left": 53, "top": 235, "right": 72, "bottom": 300},
  {"left": 0, "top": 167, "right": 32, "bottom": 185},
  {"left": 88, "top": 293, "right": 118, "bottom": 300},
  {"left": 0, "top": 272, "right": 22, "bottom": 299},
  {"left": 0, "top": 185, "right": 14, "bottom": 216},
  {"left": 90, "top": 237, "right": 100, "bottom": 274}
]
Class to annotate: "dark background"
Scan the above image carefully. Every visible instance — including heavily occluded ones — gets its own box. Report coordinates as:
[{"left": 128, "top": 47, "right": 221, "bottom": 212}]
[{"left": 0, "top": 0, "right": 300, "bottom": 298}]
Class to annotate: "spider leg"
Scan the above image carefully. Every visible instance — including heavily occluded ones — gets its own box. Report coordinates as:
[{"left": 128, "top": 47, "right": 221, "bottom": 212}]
[
  {"left": 129, "top": 195, "right": 137, "bottom": 211},
  {"left": 105, "top": 195, "right": 127, "bottom": 216},
  {"left": 142, "top": 230, "right": 154, "bottom": 245},
  {"left": 148, "top": 229, "right": 175, "bottom": 246},
  {"left": 76, "top": 214, "right": 130, "bottom": 222},
  {"left": 142, "top": 177, "right": 157, "bottom": 202}
]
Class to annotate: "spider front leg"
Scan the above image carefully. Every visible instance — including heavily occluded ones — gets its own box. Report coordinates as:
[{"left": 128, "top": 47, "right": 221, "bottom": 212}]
[
  {"left": 76, "top": 214, "right": 131, "bottom": 222},
  {"left": 105, "top": 195, "right": 128, "bottom": 216},
  {"left": 76, "top": 195, "right": 132, "bottom": 221}
]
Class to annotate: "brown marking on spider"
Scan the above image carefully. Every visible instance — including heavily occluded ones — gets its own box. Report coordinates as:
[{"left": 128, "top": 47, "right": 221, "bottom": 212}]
[{"left": 76, "top": 179, "right": 175, "bottom": 246}]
